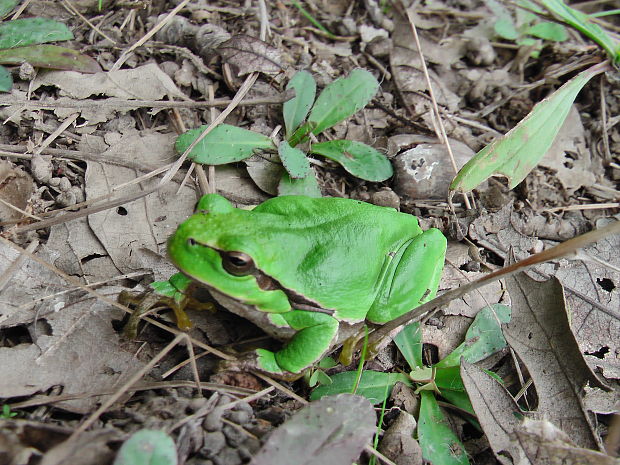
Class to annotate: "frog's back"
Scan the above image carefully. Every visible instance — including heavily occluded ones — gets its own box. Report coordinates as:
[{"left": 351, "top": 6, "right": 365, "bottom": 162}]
[{"left": 244, "top": 196, "right": 423, "bottom": 322}]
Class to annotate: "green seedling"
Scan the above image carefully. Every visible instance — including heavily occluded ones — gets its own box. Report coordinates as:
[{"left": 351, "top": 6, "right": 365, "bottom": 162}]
[
  {"left": 451, "top": 0, "right": 619, "bottom": 194},
  {"left": 0, "top": 2, "right": 100, "bottom": 91},
  {"left": 1, "top": 404, "right": 17, "bottom": 418},
  {"left": 175, "top": 69, "right": 393, "bottom": 197},
  {"left": 311, "top": 304, "right": 511, "bottom": 465},
  {"left": 489, "top": 0, "right": 568, "bottom": 57}
]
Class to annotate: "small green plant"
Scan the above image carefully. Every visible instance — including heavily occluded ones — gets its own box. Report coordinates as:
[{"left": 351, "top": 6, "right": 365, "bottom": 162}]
[
  {"left": 1, "top": 404, "right": 17, "bottom": 418},
  {"left": 489, "top": 0, "right": 568, "bottom": 57},
  {"left": 311, "top": 304, "right": 511, "bottom": 465},
  {"left": 175, "top": 69, "right": 393, "bottom": 197},
  {"left": 451, "top": 0, "right": 619, "bottom": 194},
  {"left": 0, "top": 0, "right": 100, "bottom": 92}
]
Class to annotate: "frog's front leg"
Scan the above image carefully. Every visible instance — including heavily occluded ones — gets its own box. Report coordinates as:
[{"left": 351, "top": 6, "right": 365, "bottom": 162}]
[{"left": 255, "top": 310, "right": 339, "bottom": 374}]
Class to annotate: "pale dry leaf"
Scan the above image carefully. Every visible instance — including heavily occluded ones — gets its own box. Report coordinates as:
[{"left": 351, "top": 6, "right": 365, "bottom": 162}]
[
  {"left": 440, "top": 242, "right": 506, "bottom": 318},
  {"left": 539, "top": 106, "right": 596, "bottom": 193},
  {"left": 0, "top": 244, "right": 71, "bottom": 328},
  {"left": 46, "top": 218, "right": 121, "bottom": 282},
  {"left": 0, "top": 160, "right": 34, "bottom": 222},
  {"left": 503, "top": 273, "right": 608, "bottom": 450},
  {"left": 514, "top": 418, "right": 619, "bottom": 465},
  {"left": 85, "top": 132, "right": 196, "bottom": 274},
  {"left": 583, "top": 385, "right": 620, "bottom": 415},
  {"left": 545, "top": 231, "right": 620, "bottom": 380},
  {"left": 378, "top": 411, "right": 423, "bottom": 465},
  {"left": 390, "top": 6, "right": 461, "bottom": 112},
  {"left": 32, "top": 63, "right": 186, "bottom": 100},
  {"left": 0, "top": 287, "right": 143, "bottom": 413}
]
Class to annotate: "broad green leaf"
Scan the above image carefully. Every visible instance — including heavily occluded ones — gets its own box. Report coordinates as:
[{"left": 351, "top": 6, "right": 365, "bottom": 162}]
[
  {"left": 0, "top": 18, "right": 73, "bottom": 49},
  {"left": 278, "top": 170, "right": 321, "bottom": 197},
  {"left": 113, "top": 429, "right": 177, "bottom": 465},
  {"left": 308, "top": 69, "right": 378, "bottom": 135},
  {"left": 435, "top": 304, "right": 511, "bottom": 368},
  {"left": 494, "top": 17, "right": 518, "bottom": 40},
  {"left": 278, "top": 141, "right": 310, "bottom": 179},
  {"left": 540, "top": 0, "right": 620, "bottom": 61},
  {"left": 450, "top": 66, "right": 598, "bottom": 193},
  {"left": 175, "top": 124, "right": 274, "bottom": 164},
  {"left": 0, "top": 45, "right": 101, "bottom": 73},
  {"left": 525, "top": 22, "right": 568, "bottom": 41},
  {"left": 283, "top": 70, "right": 316, "bottom": 137},
  {"left": 418, "top": 392, "right": 470, "bottom": 465},
  {"left": 0, "top": 0, "right": 18, "bottom": 18},
  {"left": 310, "top": 140, "right": 393, "bottom": 181},
  {"left": 0, "top": 64, "right": 12, "bottom": 92},
  {"left": 394, "top": 322, "right": 424, "bottom": 369},
  {"left": 310, "top": 370, "right": 410, "bottom": 404}
]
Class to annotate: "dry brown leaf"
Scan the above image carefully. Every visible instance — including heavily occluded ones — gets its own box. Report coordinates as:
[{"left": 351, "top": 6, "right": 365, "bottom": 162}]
[
  {"left": 460, "top": 360, "right": 528, "bottom": 465},
  {"left": 32, "top": 63, "right": 186, "bottom": 101},
  {"left": 217, "top": 35, "right": 283, "bottom": 77},
  {"left": 514, "top": 419, "right": 619, "bottom": 465},
  {"left": 0, "top": 287, "right": 142, "bottom": 412},
  {"left": 0, "top": 160, "right": 34, "bottom": 222},
  {"left": 503, "top": 273, "right": 608, "bottom": 450}
]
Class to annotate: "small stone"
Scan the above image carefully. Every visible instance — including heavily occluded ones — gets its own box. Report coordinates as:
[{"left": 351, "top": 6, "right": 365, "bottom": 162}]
[
  {"left": 201, "top": 431, "right": 226, "bottom": 456},
  {"left": 222, "top": 423, "right": 245, "bottom": 447},
  {"left": 203, "top": 408, "right": 223, "bottom": 432},
  {"left": 57, "top": 177, "right": 71, "bottom": 192},
  {"left": 371, "top": 188, "right": 400, "bottom": 210},
  {"left": 226, "top": 409, "right": 251, "bottom": 425},
  {"left": 19, "top": 62, "right": 35, "bottom": 81}
]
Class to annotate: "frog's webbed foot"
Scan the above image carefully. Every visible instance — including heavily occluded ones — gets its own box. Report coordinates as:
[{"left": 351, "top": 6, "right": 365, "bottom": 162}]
[
  {"left": 118, "top": 278, "right": 214, "bottom": 338},
  {"left": 219, "top": 350, "right": 306, "bottom": 382}
]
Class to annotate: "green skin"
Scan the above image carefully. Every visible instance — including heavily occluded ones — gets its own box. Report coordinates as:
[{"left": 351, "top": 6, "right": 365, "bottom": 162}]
[{"left": 162, "top": 194, "right": 447, "bottom": 375}]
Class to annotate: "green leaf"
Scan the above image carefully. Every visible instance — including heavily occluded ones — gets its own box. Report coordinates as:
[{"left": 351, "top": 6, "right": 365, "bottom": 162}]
[
  {"left": 278, "top": 141, "right": 310, "bottom": 179},
  {"left": 418, "top": 392, "right": 470, "bottom": 465},
  {"left": 308, "top": 69, "right": 379, "bottom": 135},
  {"left": 450, "top": 66, "right": 598, "bottom": 193},
  {"left": 310, "top": 140, "right": 393, "bottom": 181},
  {"left": 0, "top": 64, "right": 12, "bottom": 92},
  {"left": 540, "top": 0, "right": 620, "bottom": 61},
  {"left": 0, "top": 0, "right": 18, "bottom": 18},
  {"left": 0, "top": 44, "right": 101, "bottom": 73},
  {"left": 394, "top": 322, "right": 424, "bottom": 369},
  {"left": 278, "top": 170, "right": 321, "bottom": 197},
  {"left": 113, "top": 429, "right": 177, "bottom": 465},
  {"left": 283, "top": 70, "right": 316, "bottom": 137},
  {"left": 310, "top": 370, "right": 410, "bottom": 404},
  {"left": 494, "top": 17, "right": 519, "bottom": 40},
  {"left": 435, "top": 304, "right": 511, "bottom": 368},
  {"left": 525, "top": 22, "right": 568, "bottom": 41},
  {"left": 175, "top": 124, "right": 274, "bottom": 164},
  {"left": 0, "top": 18, "right": 73, "bottom": 49}
]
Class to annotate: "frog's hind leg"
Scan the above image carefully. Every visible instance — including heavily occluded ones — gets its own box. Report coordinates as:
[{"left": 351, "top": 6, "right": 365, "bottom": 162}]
[
  {"left": 256, "top": 310, "right": 339, "bottom": 374},
  {"left": 366, "top": 228, "right": 446, "bottom": 324}
]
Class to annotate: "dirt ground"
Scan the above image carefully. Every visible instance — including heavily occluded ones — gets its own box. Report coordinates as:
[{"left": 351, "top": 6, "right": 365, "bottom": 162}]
[{"left": 0, "top": 0, "right": 619, "bottom": 464}]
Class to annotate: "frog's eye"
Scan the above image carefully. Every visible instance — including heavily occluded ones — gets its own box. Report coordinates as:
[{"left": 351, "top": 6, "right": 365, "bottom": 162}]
[{"left": 222, "top": 251, "right": 255, "bottom": 276}]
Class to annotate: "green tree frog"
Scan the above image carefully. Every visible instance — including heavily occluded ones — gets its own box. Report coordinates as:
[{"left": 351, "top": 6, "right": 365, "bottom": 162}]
[{"left": 153, "top": 194, "right": 446, "bottom": 376}]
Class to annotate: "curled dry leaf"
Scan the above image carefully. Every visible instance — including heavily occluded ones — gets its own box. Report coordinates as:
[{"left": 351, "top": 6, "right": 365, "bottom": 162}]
[{"left": 217, "top": 34, "right": 283, "bottom": 77}]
